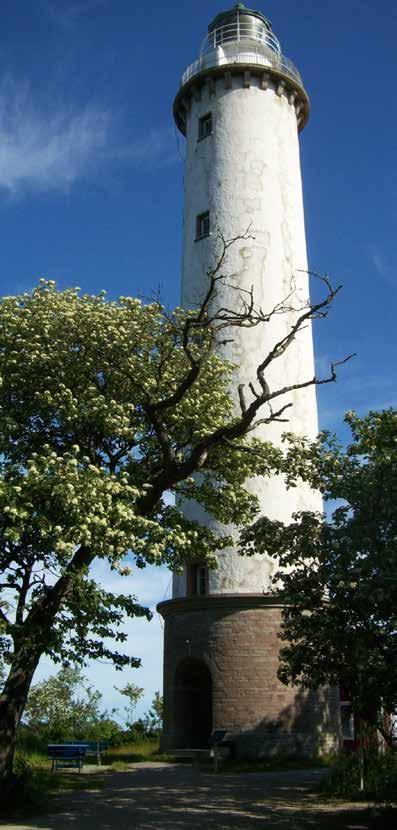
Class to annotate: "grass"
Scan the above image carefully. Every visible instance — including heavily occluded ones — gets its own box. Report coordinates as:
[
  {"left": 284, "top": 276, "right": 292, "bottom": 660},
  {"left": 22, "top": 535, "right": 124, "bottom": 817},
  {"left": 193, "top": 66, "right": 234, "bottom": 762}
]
[
  {"left": 14, "top": 739, "right": 335, "bottom": 779},
  {"left": 1, "top": 739, "right": 162, "bottom": 817},
  {"left": 102, "top": 739, "right": 162, "bottom": 766},
  {"left": 216, "top": 754, "right": 333, "bottom": 775},
  {"left": 103, "top": 743, "right": 333, "bottom": 774},
  {"left": 103, "top": 742, "right": 175, "bottom": 769},
  {"left": 0, "top": 751, "right": 106, "bottom": 820},
  {"left": 11, "top": 739, "right": 165, "bottom": 788},
  {"left": 21, "top": 765, "right": 106, "bottom": 796}
]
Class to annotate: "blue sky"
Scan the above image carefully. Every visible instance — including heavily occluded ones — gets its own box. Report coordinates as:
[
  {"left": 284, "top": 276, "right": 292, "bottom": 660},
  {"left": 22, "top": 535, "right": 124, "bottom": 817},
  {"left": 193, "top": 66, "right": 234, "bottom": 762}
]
[{"left": 1, "top": 0, "right": 396, "bottom": 718}]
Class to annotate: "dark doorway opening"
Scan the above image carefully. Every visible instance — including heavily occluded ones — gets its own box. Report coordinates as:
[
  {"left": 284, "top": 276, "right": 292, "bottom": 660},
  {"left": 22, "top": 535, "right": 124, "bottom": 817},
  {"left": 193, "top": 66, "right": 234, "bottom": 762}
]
[{"left": 174, "top": 658, "right": 212, "bottom": 748}]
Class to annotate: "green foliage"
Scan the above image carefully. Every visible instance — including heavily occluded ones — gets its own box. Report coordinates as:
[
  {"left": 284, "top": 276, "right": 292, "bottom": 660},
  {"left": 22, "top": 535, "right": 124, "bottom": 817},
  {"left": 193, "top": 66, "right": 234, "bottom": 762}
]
[
  {"left": 24, "top": 667, "right": 118, "bottom": 741},
  {"left": 115, "top": 681, "right": 144, "bottom": 728},
  {"left": 321, "top": 750, "right": 397, "bottom": 803},
  {"left": 0, "top": 281, "right": 286, "bottom": 677},
  {"left": 21, "top": 667, "right": 159, "bottom": 755},
  {"left": 144, "top": 691, "right": 163, "bottom": 734},
  {"left": 243, "top": 409, "right": 397, "bottom": 726},
  {"left": 1, "top": 752, "right": 106, "bottom": 817}
]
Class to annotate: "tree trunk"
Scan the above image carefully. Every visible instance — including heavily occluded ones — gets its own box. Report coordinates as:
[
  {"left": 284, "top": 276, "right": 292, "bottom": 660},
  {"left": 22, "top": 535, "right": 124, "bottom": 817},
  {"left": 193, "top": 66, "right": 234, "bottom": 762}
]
[
  {"left": 0, "top": 651, "right": 41, "bottom": 800},
  {"left": 0, "top": 549, "right": 95, "bottom": 798}
]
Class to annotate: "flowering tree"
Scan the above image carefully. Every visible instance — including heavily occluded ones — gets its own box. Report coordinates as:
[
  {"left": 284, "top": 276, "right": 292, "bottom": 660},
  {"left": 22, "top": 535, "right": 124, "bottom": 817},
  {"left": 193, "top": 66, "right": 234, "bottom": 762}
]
[
  {"left": 24, "top": 666, "right": 106, "bottom": 739},
  {"left": 0, "top": 234, "right": 343, "bottom": 790},
  {"left": 242, "top": 410, "right": 397, "bottom": 743}
]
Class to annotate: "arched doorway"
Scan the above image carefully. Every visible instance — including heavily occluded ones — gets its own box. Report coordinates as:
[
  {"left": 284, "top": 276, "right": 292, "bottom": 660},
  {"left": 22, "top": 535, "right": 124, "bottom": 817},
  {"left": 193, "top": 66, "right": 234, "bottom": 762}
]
[{"left": 174, "top": 658, "right": 212, "bottom": 748}]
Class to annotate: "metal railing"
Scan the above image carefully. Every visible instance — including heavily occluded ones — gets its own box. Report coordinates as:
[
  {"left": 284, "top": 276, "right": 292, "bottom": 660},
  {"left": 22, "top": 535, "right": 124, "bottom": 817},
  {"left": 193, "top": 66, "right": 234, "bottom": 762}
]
[
  {"left": 201, "top": 21, "right": 281, "bottom": 56},
  {"left": 181, "top": 42, "right": 303, "bottom": 89}
]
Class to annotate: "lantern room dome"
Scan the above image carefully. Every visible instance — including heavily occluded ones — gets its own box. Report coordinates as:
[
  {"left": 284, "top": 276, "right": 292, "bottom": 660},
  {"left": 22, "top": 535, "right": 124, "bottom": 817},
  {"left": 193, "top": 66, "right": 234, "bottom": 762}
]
[
  {"left": 208, "top": 3, "right": 273, "bottom": 36},
  {"left": 204, "top": 3, "right": 281, "bottom": 56}
]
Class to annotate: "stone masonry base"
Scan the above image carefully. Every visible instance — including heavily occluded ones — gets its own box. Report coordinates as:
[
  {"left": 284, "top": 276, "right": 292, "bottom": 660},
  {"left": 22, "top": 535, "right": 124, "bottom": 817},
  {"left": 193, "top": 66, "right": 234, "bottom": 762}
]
[{"left": 157, "top": 595, "right": 341, "bottom": 759}]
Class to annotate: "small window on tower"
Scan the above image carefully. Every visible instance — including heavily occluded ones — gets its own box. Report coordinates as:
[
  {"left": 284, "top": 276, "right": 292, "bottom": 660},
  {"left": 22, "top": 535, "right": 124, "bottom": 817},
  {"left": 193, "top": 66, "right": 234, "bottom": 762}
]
[
  {"left": 198, "top": 112, "right": 212, "bottom": 141},
  {"left": 196, "top": 211, "right": 210, "bottom": 240},
  {"left": 186, "top": 564, "right": 208, "bottom": 596},
  {"left": 197, "top": 566, "right": 208, "bottom": 596}
]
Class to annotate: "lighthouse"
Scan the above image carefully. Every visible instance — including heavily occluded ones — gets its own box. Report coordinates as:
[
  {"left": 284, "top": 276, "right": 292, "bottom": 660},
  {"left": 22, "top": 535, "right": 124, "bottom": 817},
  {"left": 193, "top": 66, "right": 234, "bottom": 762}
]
[{"left": 158, "top": 4, "right": 340, "bottom": 757}]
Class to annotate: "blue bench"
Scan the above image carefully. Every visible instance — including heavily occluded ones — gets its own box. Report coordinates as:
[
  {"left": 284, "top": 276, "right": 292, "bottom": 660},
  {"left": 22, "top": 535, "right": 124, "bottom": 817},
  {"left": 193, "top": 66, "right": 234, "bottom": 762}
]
[
  {"left": 48, "top": 744, "right": 86, "bottom": 772},
  {"left": 66, "top": 740, "right": 110, "bottom": 765}
]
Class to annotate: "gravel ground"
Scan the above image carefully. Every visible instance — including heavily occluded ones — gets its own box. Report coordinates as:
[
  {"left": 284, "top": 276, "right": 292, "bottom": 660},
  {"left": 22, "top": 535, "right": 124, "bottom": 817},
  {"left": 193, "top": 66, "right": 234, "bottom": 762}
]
[{"left": 0, "top": 763, "right": 381, "bottom": 830}]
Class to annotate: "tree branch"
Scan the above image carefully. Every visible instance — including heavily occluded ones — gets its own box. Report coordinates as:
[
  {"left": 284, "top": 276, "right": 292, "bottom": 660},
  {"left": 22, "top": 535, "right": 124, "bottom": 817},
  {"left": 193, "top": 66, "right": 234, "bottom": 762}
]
[
  {"left": 143, "top": 405, "right": 176, "bottom": 469},
  {"left": 148, "top": 228, "right": 256, "bottom": 416},
  {"left": 255, "top": 281, "right": 343, "bottom": 379},
  {"left": 238, "top": 384, "right": 247, "bottom": 414},
  {"left": 136, "top": 260, "right": 354, "bottom": 514},
  {"left": 16, "top": 562, "right": 33, "bottom": 625},
  {"left": 0, "top": 603, "right": 10, "bottom": 628}
]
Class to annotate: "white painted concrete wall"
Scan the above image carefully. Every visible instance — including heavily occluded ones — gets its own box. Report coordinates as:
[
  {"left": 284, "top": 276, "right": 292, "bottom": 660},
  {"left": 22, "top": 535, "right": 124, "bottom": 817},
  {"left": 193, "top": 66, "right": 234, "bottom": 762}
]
[{"left": 173, "top": 71, "right": 322, "bottom": 598}]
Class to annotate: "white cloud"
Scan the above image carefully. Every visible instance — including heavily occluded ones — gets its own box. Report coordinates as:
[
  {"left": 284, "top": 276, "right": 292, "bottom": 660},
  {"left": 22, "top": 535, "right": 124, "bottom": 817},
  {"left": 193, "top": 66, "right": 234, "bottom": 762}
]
[
  {"left": 0, "top": 77, "right": 110, "bottom": 196},
  {"left": 0, "top": 77, "right": 180, "bottom": 198}
]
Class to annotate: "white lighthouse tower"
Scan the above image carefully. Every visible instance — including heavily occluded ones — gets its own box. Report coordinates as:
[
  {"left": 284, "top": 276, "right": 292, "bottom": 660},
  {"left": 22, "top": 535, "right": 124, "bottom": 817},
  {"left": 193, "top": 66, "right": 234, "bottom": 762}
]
[{"left": 158, "top": 4, "right": 340, "bottom": 757}]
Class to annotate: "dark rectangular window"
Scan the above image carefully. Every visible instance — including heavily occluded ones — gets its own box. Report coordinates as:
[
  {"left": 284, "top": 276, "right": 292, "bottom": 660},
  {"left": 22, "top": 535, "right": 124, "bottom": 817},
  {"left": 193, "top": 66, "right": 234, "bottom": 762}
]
[
  {"left": 196, "top": 211, "right": 210, "bottom": 240},
  {"left": 187, "top": 564, "right": 208, "bottom": 596},
  {"left": 340, "top": 703, "right": 355, "bottom": 741},
  {"left": 187, "top": 565, "right": 197, "bottom": 597},
  {"left": 198, "top": 112, "right": 212, "bottom": 141},
  {"left": 198, "top": 566, "right": 208, "bottom": 596}
]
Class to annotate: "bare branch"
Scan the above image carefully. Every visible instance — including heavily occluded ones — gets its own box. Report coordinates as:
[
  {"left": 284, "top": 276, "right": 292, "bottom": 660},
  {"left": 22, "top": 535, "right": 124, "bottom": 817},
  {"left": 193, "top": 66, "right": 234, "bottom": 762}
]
[
  {"left": 150, "top": 228, "right": 257, "bottom": 415},
  {"left": 249, "top": 382, "right": 260, "bottom": 400},
  {"left": 262, "top": 355, "right": 355, "bottom": 408},
  {"left": 257, "top": 373, "right": 271, "bottom": 396},
  {"left": 135, "top": 250, "right": 354, "bottom": 515},
  {"left": 244, "top": 403, "right": 294, "bottom": 431},
  {"left": 256, "top": 282, "right": 343, "bottom": 378},
  {"left": 147, "top": 241, "right": 342, "bottom": 424},
  {"left": 238, "top": 384, "right": 247, "bottom": 414},
  {"left": 327, "top": 354, "right": 357, "bottom": 380}
]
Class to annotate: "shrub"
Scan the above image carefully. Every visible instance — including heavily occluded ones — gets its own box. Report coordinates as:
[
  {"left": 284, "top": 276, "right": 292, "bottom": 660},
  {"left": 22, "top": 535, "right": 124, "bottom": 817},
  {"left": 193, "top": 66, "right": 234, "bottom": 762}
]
[{"left": 321, "top": 750, "right": 397, "bottom": 803}]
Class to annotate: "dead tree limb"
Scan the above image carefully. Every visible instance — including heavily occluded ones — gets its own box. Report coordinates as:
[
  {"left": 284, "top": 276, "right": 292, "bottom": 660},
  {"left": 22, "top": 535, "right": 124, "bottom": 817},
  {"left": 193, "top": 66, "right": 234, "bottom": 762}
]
[{"left": 137, "top": 232, "right": 355, "bottom": 514}]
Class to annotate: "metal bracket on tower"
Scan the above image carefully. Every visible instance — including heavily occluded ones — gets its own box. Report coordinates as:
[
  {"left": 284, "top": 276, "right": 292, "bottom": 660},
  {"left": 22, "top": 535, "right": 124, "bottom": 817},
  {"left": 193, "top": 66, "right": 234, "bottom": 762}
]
[
  {"left": 261, "top": 72, "right": 270, "bottom": 90},
  {"left": 243, "top": 70, "right": 251, "bottom": 88},
  {"left": 224, "top": 71, "right": 233, "bottom": 90}
]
